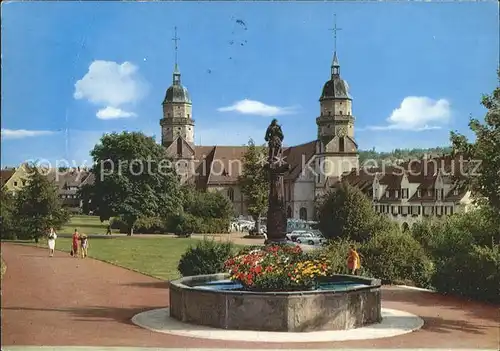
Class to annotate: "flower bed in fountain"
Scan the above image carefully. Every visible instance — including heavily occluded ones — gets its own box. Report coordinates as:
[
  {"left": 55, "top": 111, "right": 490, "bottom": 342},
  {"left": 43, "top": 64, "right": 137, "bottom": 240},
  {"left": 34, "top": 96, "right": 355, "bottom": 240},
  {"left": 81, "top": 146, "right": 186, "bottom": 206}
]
[
  {"left": 224, "top": 244, "right": 332, "bottom": 291},
  {"left": 169, "top": 244, "right": 382, "bottom": 332}
]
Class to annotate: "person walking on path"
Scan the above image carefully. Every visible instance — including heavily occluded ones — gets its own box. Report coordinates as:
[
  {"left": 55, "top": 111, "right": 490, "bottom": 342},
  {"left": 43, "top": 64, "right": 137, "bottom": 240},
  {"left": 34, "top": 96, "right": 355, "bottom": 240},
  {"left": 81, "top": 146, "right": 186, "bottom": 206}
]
[
  {"left": 347, "top": 244, "right": 361, "bottom": 275},
  {"left": 47, "top": 227, "right": 57, "bottom": 257},
  {"left": 71, "top": 229, "right": 80, "bottom": 258},
  {"left": 106, "top": 224, "right": 112, "bottom": 235},
  {"left": 79, "top": 234, "right": 89, "bottom": 258}
]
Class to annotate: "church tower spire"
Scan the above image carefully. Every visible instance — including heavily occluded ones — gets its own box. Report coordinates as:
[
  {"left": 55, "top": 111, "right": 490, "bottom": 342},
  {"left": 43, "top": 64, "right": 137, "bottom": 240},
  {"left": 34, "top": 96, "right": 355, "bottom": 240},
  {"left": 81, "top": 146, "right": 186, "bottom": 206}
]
[
  {"left": 172, "top": 26, "right": 181, "bottom": 85},
  {"left": 329, "top": 14, "right": 341, "bottom": 77},
  {"left": 160, "top": 26, "right": 195, "bottom": 153}
]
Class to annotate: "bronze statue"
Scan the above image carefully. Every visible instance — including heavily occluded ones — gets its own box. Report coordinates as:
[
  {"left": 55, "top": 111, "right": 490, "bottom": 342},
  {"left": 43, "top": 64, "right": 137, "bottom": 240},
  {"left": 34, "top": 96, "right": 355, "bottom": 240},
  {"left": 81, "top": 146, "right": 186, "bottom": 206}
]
[{"left": 264, "top": 119, "right": 284, "bottom": 165}]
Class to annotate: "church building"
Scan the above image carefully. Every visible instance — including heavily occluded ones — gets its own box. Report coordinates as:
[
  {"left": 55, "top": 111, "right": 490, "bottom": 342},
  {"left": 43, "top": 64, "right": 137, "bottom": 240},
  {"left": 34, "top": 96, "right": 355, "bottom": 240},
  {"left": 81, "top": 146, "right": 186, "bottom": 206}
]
[{"left": 160, "top": 29, "right": 359, "bottom": 220}]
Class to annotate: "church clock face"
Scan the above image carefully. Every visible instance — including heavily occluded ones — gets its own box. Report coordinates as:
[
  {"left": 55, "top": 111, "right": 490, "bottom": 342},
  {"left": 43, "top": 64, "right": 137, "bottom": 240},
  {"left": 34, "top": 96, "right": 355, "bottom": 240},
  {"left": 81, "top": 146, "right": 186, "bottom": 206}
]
[{"left": 337, "top": 126, "right": 347, "bottom": 137}]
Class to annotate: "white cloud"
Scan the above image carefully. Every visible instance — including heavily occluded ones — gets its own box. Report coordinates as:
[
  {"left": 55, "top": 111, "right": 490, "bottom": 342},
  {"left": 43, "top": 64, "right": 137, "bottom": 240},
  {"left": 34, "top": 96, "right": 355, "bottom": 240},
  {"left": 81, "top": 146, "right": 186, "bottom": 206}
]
[
  {"left": 217, "top": 99, "right": 298, "bottom": 117},
  {"left": 196, "top": 125, "right": 266, "bottom": 146},
  {"left": 365, "top": 96, "right": 451, "bottom": 131},
  {"left": 74, "top": 60, "right": 148, "bottom": 119},
  {"left": 1, "top": 128, "right": 55, "bottom": 140},
  {"left": 96, "top": 107, "right": 137, "bottom": 120}
]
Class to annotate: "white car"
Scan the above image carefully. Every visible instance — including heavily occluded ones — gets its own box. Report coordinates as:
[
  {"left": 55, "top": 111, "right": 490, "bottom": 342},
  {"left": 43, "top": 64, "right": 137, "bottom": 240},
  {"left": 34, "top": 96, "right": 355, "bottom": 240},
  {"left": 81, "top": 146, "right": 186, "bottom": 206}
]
[
  {"left": 286, "top": 230, "right": 310, "bottom": 242},
  {"left": 295, "top": 232, "right": 326, "bottom": 246}
]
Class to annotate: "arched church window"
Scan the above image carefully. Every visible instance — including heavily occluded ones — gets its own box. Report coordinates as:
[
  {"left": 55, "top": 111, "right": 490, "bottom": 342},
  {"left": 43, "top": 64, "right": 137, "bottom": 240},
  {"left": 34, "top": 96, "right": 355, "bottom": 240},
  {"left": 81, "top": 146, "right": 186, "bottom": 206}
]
[
  {"left": 287, "top": 206, "right": 292, "bottom": 218},
  {"left": 299, "top": 207, "right": 307, "bottom": 221},
  {"left": 227, "top": 188, "right": 234, "bottom": 201},
  {"left": 177, "top": 137, "right": 182, "bottom": 157}
]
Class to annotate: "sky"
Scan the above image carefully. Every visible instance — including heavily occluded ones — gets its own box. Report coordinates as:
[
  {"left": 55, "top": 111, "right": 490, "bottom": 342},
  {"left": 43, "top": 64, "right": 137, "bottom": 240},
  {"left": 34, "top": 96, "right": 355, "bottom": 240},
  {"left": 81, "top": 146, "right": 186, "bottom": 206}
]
[{"left": 1, "top": 1, "right": 498, "bottom": 167}]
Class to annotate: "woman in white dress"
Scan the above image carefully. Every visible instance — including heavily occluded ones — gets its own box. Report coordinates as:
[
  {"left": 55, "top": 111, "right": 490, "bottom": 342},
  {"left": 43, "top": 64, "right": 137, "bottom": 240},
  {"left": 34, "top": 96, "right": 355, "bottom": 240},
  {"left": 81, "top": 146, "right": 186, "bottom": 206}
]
[{"left": 47, "top": 227, "right": 57, "bottom": 257}]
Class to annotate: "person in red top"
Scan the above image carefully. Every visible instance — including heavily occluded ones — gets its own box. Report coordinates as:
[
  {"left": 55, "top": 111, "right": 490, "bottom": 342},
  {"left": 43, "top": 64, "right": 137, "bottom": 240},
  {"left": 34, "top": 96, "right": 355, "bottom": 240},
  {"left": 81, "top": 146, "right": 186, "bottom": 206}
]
[{"left": 72, "top": 229, "right": 79, "bottom": 258}]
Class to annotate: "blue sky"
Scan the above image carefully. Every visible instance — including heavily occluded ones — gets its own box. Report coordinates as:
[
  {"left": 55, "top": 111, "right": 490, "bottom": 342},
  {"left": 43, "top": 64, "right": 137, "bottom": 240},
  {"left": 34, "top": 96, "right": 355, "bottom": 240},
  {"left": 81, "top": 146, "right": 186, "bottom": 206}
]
[{"left": 1, "top": 1, "right": 498, "bottom": 167}]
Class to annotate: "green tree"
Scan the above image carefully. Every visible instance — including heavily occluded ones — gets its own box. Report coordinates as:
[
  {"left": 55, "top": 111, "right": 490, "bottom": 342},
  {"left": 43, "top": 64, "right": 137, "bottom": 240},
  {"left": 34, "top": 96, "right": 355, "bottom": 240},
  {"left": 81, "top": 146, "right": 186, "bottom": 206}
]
[
  {"left": 317, "top": 181, "right": 383, "bottom": 242},
  {"left": 450, "top": 70, "right": 500, "bottom": 214},
  {"left": 13, "top": 165, "right": 70, "bottom": 242},
  {"left": 85, "top": 132, "right": 182, "bottom": 235},
  {"left": 0, "top": 187, "right": 16, "bottom": 239},
  {"left": 239, "top": 138, "right": 268, "bottom": 232}
]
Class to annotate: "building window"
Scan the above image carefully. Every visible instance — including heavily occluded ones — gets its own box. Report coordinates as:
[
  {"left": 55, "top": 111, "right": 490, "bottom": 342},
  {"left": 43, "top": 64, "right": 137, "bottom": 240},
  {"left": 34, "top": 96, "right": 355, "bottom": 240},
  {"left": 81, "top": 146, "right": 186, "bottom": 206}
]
[
  {"left": 328, "top": 111, "right": 331, "bottom": 116},
  {"left": 395, "top": 190, "right": 399, "bottom": 198},
  {"left": 176, "top": 137, "right": 182, "bottom": 157},
  {"left": 167, "top": 113, "right": 171, "bottom": 117},
  {"left": 402, "top": 188, "right": 409, "bottom": 199},
  {"left": 417, "top": 189, "right": 421, "bottom": 197},
  {"left": 427, "top": 190, "right": 432, "bottom": 197},
  {"left": 339, "top": 111, "right": 343, "bottom": 115},
  {"left": 450, "top": 206, "right": 454, "bottom": 215},
  {"left": 453, "top": 188, "right": 459, "bottom": 196},
  {"left": 13, "top": 181, "right": 18, "bottom": 186},
  {"left": 227, "top": 188, "right": 234, "bottom": 202},
  {"left": 299, "top": 207, "right": 307, "bottom": 221},
  {"left": 187, "top": 114, "right": 190, "bottom": 118},
  {"left": 339, "top": 137, "right": 345, "bottom": 152},
  {"left": 385, "top": 190, "right": 389, "bottom": 198},
  {"left": 287, "top": 206, "right": 292, "bottom": 218}
]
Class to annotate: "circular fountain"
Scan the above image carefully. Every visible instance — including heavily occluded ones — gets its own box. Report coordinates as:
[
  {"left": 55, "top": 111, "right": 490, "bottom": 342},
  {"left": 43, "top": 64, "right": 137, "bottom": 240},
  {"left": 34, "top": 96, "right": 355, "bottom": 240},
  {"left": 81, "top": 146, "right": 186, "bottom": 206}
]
[{"left": 168, "top": 273, "right": 382, "bottom": 332}]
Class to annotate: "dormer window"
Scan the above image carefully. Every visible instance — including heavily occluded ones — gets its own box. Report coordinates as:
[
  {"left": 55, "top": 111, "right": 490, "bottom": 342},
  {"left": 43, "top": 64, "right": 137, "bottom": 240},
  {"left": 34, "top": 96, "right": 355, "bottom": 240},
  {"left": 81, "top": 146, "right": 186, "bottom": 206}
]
[
  {"left": 417, "top": 189, "right": 421, "bottom": 197},
  {"left": 453, "top": 188, "right": 459, "bottom": 196},
  {"left": 395, "top": 190, "right": 399, "bottom": 198},
  {"left": 385, "top": 190, "right": 389, "bottom": 198}
]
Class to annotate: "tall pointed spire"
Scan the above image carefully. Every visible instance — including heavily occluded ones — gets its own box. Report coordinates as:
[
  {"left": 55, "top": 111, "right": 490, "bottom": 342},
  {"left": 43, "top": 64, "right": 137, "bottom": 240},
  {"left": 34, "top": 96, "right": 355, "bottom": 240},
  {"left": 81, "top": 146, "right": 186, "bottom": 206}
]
[
  {"left": 329, "top": 14, "right": 342, "bottom": 77},
  {"left": 172, "top": 26, "right": 181, "bottom": 84}
]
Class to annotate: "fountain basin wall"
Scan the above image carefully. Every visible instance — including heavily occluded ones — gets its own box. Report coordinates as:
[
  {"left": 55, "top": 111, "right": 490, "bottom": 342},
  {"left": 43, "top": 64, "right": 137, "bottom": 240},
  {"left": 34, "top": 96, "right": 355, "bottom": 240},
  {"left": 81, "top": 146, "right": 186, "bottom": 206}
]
[{"left": 169, "top": 273, "right": 382, "bottom": 332}]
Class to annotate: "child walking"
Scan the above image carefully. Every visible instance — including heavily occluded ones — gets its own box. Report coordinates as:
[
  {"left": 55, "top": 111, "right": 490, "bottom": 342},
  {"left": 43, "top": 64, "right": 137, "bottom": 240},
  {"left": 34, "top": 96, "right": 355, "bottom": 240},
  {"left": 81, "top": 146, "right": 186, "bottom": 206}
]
[
  {"left": 347, "top": 244, "right": 361, "bottom": 275},
  {"left": 80, "top": 234, "right": 89, "bottom": 258}
]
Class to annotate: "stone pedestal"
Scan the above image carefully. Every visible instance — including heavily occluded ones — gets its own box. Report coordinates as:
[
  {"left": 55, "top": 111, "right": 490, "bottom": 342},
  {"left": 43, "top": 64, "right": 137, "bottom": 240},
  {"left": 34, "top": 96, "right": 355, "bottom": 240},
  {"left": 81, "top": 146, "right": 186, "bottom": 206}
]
[{"left": 265, "top": 163, "right": 290, "bottom": 244}]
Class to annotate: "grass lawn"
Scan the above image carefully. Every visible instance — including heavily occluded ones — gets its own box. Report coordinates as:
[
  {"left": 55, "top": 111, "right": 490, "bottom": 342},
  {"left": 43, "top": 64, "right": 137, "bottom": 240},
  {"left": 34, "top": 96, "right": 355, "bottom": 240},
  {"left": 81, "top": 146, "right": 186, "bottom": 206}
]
[
  {"left": 58, "top": 215, "right": 113, "bottom": 235},
  {"left": 27, "top": 236, "right": 242, "bottom": 281},
  {"left": 1, "top": 255, "right": 5, "bottom": 282}
]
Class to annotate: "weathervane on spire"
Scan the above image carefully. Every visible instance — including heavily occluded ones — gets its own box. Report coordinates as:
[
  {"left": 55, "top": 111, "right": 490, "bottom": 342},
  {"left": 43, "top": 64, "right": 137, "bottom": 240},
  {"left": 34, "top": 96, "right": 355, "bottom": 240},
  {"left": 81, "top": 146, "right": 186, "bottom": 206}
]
[
  {"left": 329, "top": 14, "right": 342, "bottom": 53},
  {"left": 172, "top": 26, "right": 180, "bottom": 67}
]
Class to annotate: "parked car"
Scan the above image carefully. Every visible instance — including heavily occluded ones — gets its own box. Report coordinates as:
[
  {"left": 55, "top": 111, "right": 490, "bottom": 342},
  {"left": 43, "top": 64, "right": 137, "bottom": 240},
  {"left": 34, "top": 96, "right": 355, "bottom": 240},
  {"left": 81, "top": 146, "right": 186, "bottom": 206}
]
[
  {"left": 295, "top": 232, "right": 326, "bottom": 246},
  {"left": 286, "top": 230, "right": 310, "bottom": 242}
]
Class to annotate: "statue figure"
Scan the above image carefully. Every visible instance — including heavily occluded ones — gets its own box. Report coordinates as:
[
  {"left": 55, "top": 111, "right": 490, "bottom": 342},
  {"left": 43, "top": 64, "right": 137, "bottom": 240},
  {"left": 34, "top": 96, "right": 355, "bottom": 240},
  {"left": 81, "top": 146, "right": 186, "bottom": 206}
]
[{"left": 264, "top": 119, "right": 284, "bottom": 165}]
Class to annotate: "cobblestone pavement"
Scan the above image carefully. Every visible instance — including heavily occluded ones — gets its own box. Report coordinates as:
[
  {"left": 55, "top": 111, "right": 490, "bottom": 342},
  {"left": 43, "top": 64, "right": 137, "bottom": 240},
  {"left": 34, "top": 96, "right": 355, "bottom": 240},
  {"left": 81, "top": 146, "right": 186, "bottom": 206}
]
[{"left": 1, "top": 243, "right": 499, "bottom": 349}]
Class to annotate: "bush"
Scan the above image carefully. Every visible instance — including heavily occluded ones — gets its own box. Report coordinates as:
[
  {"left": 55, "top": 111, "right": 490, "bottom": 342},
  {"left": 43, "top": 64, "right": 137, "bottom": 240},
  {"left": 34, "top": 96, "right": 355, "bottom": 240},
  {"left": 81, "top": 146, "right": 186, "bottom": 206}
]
[
  {"left": 361, "top": 228, "right": 434, "bottom": 287},
  {"left": 134, "top": 216, "right": 165, "bottom": 234},
  {"left": 177, "top": 238, "right": 235, "bottom": 277},
  {"left": 432, "top": 244, "right": 500, "bottom": 303},
  {"left": 418, "top": 207, "right": 500, "bottom": 302}
]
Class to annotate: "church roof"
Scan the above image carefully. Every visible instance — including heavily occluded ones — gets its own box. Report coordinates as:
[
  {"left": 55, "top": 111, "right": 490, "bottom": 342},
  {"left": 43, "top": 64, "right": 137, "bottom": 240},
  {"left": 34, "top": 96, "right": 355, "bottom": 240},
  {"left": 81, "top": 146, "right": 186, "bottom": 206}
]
[
  {"left": 190, "top": 140, "right": 317, "bottom": 188},
  {"left": 320, "top": 76, "right": 351, "bottom": 100},
  {"left": 163, "top": 84, "right": 191, "bottom": 104}
]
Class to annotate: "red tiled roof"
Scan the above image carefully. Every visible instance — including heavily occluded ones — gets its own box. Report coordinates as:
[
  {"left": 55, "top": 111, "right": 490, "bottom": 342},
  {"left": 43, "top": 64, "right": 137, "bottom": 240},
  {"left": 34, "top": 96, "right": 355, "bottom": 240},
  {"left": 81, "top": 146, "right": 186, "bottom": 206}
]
[{"left": 1, "top": 169, "right": 15, "bottom": 186}]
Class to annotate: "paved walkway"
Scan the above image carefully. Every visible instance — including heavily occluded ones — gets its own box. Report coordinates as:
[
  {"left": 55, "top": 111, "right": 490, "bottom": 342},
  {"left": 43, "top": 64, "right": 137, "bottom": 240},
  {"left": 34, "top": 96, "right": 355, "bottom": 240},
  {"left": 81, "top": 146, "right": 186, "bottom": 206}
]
[{"left": 1, "top": 243, "right": 499, "bottom": 349}]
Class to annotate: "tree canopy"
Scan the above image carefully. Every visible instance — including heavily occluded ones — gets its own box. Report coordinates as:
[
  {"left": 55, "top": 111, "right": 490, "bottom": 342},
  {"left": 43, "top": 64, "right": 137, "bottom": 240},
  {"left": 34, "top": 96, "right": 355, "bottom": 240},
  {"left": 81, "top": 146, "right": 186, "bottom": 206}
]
[
  {"left": 13, "top": 165, "right": 69, "bottom": 242},
  {"left": 450, "top": 69, "right": 500, "bottom": 214},
  {"left": 239, "top": 139, "right": 268, "bottom": 221},
  {"left": 317, "top": 181, "right": 385, "bottom": 242},
  {"left": 83, "top": 132, "right": 182, "bottom": 234}
]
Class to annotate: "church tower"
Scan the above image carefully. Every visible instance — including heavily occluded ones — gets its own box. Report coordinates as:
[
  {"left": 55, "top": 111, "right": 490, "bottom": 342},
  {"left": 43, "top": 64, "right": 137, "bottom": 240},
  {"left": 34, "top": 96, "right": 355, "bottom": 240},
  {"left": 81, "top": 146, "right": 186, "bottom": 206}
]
[
  {"left": 160, "top": 27, "right": 195, "bottom": 152},
  {"left": 315, "top": 17, "right": 359, "bottom": 190}
]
